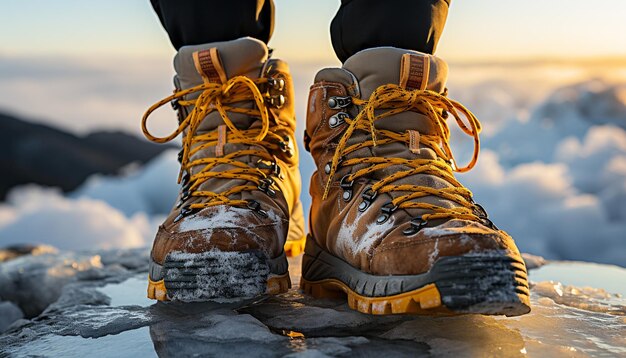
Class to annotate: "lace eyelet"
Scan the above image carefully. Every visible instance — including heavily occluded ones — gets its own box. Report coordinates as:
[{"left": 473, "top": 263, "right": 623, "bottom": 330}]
[
  {"left": 174, "top": 205, "right": 198, "bottom": 223},
  {"left": 377, "top": 202, "right": 398, "bottom": 224},
  {"left": 171, "top": 98, "right": 180, "bottom": 110},
  {"left": 278, "top": 136, "right": 294, "bottom": 157},
  {"left": 257, "top": 160, "right": 281, "bottom": 178},
  {"left": 258, "top": 178, "right": 277, "bottom": 197},
  {"left": 472, "top": 202, "right": 498, "bottom": 229},
  {"left": 247, "top": 200, "right": 268, "bottom": 218},
  {"left": 480, "top": 217, "right": 498, "bottom": 230},
  {"left": 358, "top": 187, "right": 378, "bottom": 212},
  {"left": 176, "top": 189, "right": 191, "bottom": 208},
  {"left": 327, "top": 96, "right": 352, "bottom": 109},
  {"left": 340, "top": 175, "right": 354, "bottom": 202},
  {"left": 181, "top": 171, "right": 190, "bottom": 186},
  {"left": 269, "top": 94, "right": 285, "bottom": 108},
  {"left": 473, "top": 203, "right": 488, "bottom": 218},
  {"left": 328, "top": 112, "right": 348, "bottom": 128},
  {"left": 358, "top": 201, "right": 368, "bottom": 211},
  {"left": 403, "top": 218, "right": 428, "bottom": 235},
  {"left": 267, "top": 77, "right": 285, "bottom": 91},
  {"left": 324, "top": 162, "right": 331, "bottom": 175}
]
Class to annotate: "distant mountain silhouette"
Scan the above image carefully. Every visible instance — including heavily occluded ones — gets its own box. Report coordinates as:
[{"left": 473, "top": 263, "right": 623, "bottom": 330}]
[{"left": 0, "top": 112, "right": 173, "bottom": 200}]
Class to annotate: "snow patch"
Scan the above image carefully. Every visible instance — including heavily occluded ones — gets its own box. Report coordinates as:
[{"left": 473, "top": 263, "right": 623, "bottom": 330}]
[
  {"left": 428, "top": 239, "right": 440, "bottom": 267},
  {"left": 0, "top": 186, "right": 154, "bottom": 251},
  {"left": 178, "top": 206, "right": 283, "bottom": 240},
  {"left": 336, "top": 213, "right": 395, "bottom": 256},
  {"left": 72, "top": 150, "right": 179, "bottom": 216},
  {"left": 336, "top": 217, "right": 358, "bottom": 255}
]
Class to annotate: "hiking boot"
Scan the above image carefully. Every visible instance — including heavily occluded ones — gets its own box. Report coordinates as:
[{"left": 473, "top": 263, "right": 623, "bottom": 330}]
[
  {"left": 142, "top": 37, "right": 304, "bottom": 301},
  {"left": 301, "top": 47, "right": 531, "bottom": 316}
]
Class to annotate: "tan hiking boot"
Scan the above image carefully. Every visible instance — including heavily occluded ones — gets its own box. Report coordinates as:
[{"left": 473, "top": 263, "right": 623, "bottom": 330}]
[
  {"left": 141, "top": 37, "right": 304, "bottom": 301},
  {"left": 301, "top": 48, "right": 531, "bottom": 316}
]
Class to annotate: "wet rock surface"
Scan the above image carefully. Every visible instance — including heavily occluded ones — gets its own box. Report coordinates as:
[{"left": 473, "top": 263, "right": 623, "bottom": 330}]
[{"left": 0, "top": 250, "right": 625, "bottom": 357}]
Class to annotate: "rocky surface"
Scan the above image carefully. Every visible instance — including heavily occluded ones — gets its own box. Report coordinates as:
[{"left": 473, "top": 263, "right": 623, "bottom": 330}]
[{"left": 0, "top": 248, "right": 625, "bottom": 357}]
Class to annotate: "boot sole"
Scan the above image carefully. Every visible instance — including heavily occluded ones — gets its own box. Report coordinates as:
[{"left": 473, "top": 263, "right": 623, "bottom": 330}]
[
  {"left": 147, "top": 200, "right": 305, "bottom": 301},
  {"left": 147, "top": 250, "right": 290, "bottom": 302},
  {"left": 301, "top": 236, "right": 531, "bottom": 316}
]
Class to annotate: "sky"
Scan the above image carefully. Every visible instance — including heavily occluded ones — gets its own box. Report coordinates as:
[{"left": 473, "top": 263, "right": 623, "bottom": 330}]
[
  {"left": 0, "top": 0, "right": 625, "bottom": 135},
  {"left": 1, "top": 0, "right": 625, "bottom": 63}
]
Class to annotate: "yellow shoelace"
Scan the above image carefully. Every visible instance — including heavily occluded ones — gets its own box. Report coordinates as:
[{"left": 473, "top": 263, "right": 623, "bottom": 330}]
[
  {"left": 324, "top": 84, "right": 483, "bottom": 222},
  {"left": 141, "top": 76, "right": 287, "bottom": 210}
]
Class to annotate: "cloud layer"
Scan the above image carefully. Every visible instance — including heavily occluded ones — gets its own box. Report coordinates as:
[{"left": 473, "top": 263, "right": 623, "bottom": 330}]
[{"left": 0, "top": 61, "right": 625, "bottom": 266}]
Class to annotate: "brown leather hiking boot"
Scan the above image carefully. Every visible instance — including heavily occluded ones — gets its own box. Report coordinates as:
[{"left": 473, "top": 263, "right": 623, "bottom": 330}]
[
  {"left": 142, "top": 38, "right": 304, "bottom": 301},
  {"left": 301, "top": 48, "right": 531, "bottom": 316}
]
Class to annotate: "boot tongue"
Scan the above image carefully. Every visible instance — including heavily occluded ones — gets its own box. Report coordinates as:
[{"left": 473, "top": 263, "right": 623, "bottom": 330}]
[
  {"left": 343, "top": 47, "right": 448, "bottom": 100},
  {"left": 173, "top": 37, "right": 269, "bottom": 132},
  {"left": 173, "top": 38, "right": 270, "bottom": 197},
  {"left": 342, "top": 49, "right": 458, "bottom": 219},
  {"left": 174, "top": 37, "right": 268, "bottom": 90},
  {"left": 340, "top": 47, "right": 449, "bottom": 140}
]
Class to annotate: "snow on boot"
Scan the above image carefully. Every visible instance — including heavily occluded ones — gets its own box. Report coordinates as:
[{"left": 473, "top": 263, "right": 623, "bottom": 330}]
[
  {"left": 142, "top": 37, "right": 304, "bottom": 301},
  {"left": 301, "top": 48, "right": 531, "bottom": 316}
]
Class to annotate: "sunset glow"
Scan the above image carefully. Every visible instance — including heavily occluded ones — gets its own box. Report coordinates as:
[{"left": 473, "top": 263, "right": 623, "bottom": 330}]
[{"left": 1, "top": 0, "right": 625, "bottom": 63}]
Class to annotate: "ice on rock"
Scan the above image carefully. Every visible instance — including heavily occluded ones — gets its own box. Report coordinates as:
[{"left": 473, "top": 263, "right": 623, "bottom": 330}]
[
  {"left": 530, "top": 261, "right": 626, "bottom": 297},
  {"left": 0, "top": 252, "right": 104, "bottom": 317},
  {"left": 4, "top": 327, "right": 157, "bottom": 358},
  {"left": 0, "top": 301, "right": 23, "bottom": 333},
  {"left": 532, "top": 281, "right": 625, "bottom": 315},
  {"left": 0, "top": 246, "right": 148, "bottom": 319},
  {"left": 2, "top": 248, "right": 626, "bottom": 357},
  {"left": 98, "top": 276, "right": 154, "bottom": 307},
  {"left": 283, "top": 337, "right": 370, "bottom": 357}
]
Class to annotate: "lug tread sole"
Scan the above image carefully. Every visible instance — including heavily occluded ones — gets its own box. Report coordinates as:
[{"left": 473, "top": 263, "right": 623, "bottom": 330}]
[
  {"left": 300, "top": 276, "right": 530, "bottom": 316},
  {"left": 147, "top": 250, "right": 290, "bottom": 302},
  {"left": 300, "top": 236, "right": 531, "bottom": 316},
  {"left": 301, "top": 278, "right": 448, "bottom": 315},
  {"left": 148, "top": 273, "right": 290, "bottom": 302}
]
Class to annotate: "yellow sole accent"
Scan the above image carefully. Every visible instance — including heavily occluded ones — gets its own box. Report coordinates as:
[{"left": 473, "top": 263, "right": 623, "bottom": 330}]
[
  {"left": 266, "top": 273, "right": 292, "bottom": 294},
  {"left": 284, "top": 236, "right": 306, "bottom": 257},
  {"left": 147, "top": 273, "right": 291, "bottom": 301},
  {"left": 147, "top": 277, "right": 168, "bottom": 301},
  {"left": 300, "top": 277, "right": 449, "bottom": 315}
]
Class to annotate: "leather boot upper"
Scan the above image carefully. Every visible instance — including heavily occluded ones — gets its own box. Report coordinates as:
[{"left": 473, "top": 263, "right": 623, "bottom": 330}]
[
  {"left": 305, "top": 47, "right": 523, "bottom": 276},
  {"left": 142, "top": 37, "right": 301, "bottom": 264}
]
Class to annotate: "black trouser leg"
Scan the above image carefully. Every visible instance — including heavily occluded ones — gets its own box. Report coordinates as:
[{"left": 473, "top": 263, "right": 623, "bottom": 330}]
[
  {"left": 330, "top": 0, "right": 451, "bottom": 62},
  {"left": 150, "top": 0, "right": 275, "bottom": 50},
  {"left": 150, "top": 0, "right": 449, "bottom": 61}
]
